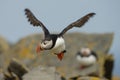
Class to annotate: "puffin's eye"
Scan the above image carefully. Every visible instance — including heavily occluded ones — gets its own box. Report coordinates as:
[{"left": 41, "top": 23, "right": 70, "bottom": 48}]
[
  {"left": 43, "top": 41, "right": 48, "bottom": 45},
  {"left": 43, "top": 42, "right": 46, "bottom": 45}
]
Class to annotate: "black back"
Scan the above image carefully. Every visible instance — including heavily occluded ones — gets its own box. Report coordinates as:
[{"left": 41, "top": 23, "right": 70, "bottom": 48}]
[{"left": 49, "top": 34, "right": 59, "bottom": 49}]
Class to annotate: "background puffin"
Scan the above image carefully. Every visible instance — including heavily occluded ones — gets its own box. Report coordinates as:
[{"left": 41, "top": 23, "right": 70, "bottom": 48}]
[
  {"left": 24, "top": 8, "right": 95, "bottom": 60},
  {"left": 76, "top": 47, "right": 98, "bottom": 69}
]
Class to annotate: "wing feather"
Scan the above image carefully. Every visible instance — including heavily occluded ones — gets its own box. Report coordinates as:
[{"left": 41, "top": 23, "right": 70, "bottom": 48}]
[
  {"left": 25, "top": 8, "right": 50, "bottom": 36},
  {"left": 59, "top": 13, "right": 96, "bottom": 36}
]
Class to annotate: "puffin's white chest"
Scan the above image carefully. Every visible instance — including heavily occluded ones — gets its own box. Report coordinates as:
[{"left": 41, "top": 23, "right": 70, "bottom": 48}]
[
  {"left": 51, "top": 37, "right": 65, "bottom": 54},
  {"left": 76, "top": 55, "right": 97, "bottom": 66}
]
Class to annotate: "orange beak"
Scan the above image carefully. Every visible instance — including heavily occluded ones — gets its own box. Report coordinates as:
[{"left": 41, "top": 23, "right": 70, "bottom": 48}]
[
  {"left": 56, "top": 52, "right": 64, "bottom": 61},
  {"left": 36, "top": 45, "right": 43, "bottom": 53},
  {"left": 83, "top": 51, "right": 88, "bottom": 56}
]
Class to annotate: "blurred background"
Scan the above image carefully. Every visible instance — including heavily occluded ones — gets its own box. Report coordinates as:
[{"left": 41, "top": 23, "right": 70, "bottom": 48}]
[{"left": 0, "top": 0, "right": 120, "bottom": 78}]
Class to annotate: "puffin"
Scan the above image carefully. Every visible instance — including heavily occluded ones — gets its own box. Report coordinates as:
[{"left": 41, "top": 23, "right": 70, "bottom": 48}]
[
  {"left": 24, "top": 8, "right": 96, "bottom": 60},
  {"left": 76, "top": 47, "right": 98, "bottom": 69}
]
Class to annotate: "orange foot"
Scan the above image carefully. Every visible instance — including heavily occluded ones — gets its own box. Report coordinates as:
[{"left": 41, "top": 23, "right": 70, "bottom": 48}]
[{"left": 57, "top": 52, "right": 64, "bottom": 61}]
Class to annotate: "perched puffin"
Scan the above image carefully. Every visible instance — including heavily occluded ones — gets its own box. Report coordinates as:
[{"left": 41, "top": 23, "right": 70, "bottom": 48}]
[
  {"left": 76, "top": 48, "right": 98, "bottom": 69},
  {"left": 24, "top": 8, "right": 96, "bottom": 60}
]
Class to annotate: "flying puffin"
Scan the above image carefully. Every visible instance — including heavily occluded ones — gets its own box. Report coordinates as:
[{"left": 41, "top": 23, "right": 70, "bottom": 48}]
[
  {"left": 24, "top": 8, "right": 95, "bottom": 60},
  {"left": 76, "top": 47, "right": 98, "bottom": 69}
]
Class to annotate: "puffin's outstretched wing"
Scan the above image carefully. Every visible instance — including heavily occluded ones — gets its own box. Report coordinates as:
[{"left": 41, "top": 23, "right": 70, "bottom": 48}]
[
  {"left": 59, "top": 13, "right": 95, "bottom": 36},
  {"left": 25, "top": 8, "right": 50, "bottom": 36}
]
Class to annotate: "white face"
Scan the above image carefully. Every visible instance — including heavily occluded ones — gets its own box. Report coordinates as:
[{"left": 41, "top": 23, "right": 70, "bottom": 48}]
[
  {"left": 81, "top": 47, "right": 91, "bottom": 56},
  {"left": 40, "top": 40, "right": 53, "bottom": 49}
]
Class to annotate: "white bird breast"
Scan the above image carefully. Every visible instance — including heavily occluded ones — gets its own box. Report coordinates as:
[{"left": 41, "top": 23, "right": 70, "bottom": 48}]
[
  {"left": 76, "top": 55, "right": 96, "bottom": 66},
  {"left": 51, "top": 37, "right": 65, "bottom": 54}
]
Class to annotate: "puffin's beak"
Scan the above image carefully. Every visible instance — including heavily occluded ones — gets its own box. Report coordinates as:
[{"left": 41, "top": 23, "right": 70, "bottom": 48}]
[
  {"left": 56, "top": 52, "right": 64, "bottom": 61},
  {"left": 83, "top": 51, "right": 88, "bottom": 56},
  {"left": 36, "top": 45, "right": 43, "bottom": 53}
]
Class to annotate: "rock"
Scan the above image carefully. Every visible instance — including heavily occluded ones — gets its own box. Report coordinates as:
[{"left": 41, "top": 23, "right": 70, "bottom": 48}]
[
  {"left": 0, "top": 36, "right": 10, "bottom": 69},
  {"left": 7, "top": 58, "right": 29, "bottom": 80},
  {"left": 3, "top": 72, "right": 19, "bottom": 80},
  {"left": 9, "top": 32, "right": 114, "bottom": 79},
  {"left": 76, "top": 76, "right": 108, "bottom": 80},
  {"left": 11, "top": 32, "right": 113, "bottom": 60},
  {"left": 103, "top": 54, "right": 114, "bottom": 80},
  {"left": 0, "top": 73, "right": 4, "bottom": 80},
  {"left": 2, "top": 32, "right": 114, "bottom": 79},
  {"left": 23, "top": 66, "right": 61, "bottom": 80},
  {"left": 0, "top": 36, "right": 9, "bottom": 54}
]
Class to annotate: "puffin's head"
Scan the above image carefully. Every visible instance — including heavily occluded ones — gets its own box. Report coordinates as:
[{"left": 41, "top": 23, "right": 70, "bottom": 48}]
[
  {"left": 36, "top": 40, "right": 53, "bottom": 53},
  {"left": 80, "top": 47, "right": 91, "bottom": 57},
  {"left": 41, "top": 40, "right": 53, "bottom": 49}
]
